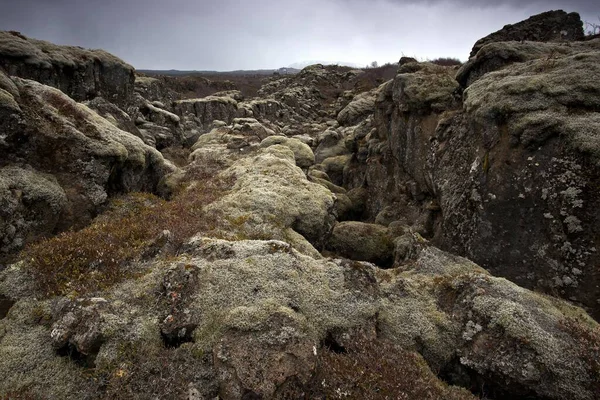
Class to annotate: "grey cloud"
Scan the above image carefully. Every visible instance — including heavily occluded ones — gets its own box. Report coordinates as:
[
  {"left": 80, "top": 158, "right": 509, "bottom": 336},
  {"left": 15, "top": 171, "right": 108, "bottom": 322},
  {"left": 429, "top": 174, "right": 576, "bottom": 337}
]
[{"left": 0, "top": 0, "right": 595, "bottom": 70}]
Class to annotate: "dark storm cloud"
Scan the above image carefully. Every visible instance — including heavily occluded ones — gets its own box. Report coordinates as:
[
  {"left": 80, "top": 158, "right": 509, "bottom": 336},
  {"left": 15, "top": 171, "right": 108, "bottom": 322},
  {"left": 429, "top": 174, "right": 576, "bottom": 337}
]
[
  {"left": 0, "top": 0, "right": 596, "bottom": 70},
  {"left": 380, "top": 0, "right": 597, "bottom": 13}
]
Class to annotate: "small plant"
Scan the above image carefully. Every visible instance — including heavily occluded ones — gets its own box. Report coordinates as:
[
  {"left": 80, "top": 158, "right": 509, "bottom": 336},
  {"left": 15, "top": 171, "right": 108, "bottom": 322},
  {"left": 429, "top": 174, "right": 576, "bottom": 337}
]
[
  {"left": 430, "top": 57, "right": 463, "bottom": 67},
  {"left": 585, "top": 17, "right": 600, "bottom": 36},
  {"left": 97, "top": 343, "right": 215, "bottom": 399},
  {"left": 7, "top": 31, "right": 27, "bottom": 40},
  {"left": 304, "top": 332, "right": 476, "bottom": 399},
  {"left": 559, "top": 317, "right": 600, "bottom": 395}
]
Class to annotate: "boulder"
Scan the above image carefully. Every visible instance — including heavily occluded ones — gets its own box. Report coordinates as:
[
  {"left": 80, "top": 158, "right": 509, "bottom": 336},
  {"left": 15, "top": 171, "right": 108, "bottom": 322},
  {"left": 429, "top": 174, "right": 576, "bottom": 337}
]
[
  {"left": 392, "top": 62, "right": 460, "bottom": 114},
  {"left": 209, "top": 145, "right": 336, "bottom": 255},
  {"left": 231, "top": 117, "right": 277, "bottom": 141},
  {"left": 314, "top": 129, "right": 350, "bottom": 164},
  {"left": 259, "top": 136, "right": 315, "bottom": 168},
  {"left": 137, "top": 122, "right": 179, "bottom": 149},
  {"left": 321, "top": 154, "right": 351, "bottom": 187},
  {"left": 139, "top": 99, "right": 180, "bottom": 127},
  {"left": 85, "top": 96, "right": 141, "bottom": 137},
  {"left": 326, "top": 221, "right": 396, "bottom": 267},
  {"left": 308, "top": 176, "right": 346, "bottom": 194},
  {"left": 337, "top": 90, "right": 376, "bottom": 127},
  {"left": 189, "top": 126, "right": 260, "bottom": 168},
  {"left": 0, "top": 167, "right": 67, "bottom": 257},
  {"left": 469, "top": 10, "right": 585, "bottom": 58}
]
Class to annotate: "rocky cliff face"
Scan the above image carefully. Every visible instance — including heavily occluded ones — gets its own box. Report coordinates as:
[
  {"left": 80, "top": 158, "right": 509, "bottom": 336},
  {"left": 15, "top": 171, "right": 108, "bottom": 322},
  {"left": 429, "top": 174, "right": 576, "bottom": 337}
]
[
  {"left": 0, "top": 10, "right": 599, "bottom": 400},
  {"left": 0, "top": 31, "right": 135, "bottom": 107},
  {"left": 341, "top": 20, "right": 600, "bottom": 320}
]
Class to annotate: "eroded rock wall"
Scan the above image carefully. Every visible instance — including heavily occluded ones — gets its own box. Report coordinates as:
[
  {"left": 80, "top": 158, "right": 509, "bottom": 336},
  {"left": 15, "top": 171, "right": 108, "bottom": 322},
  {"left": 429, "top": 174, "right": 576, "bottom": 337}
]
[
  {"left": 343, "top": 39, "right": 600, "bottom": 317},
  {"left": 0, "top": 31, "right": 135, "bottom": 107}
]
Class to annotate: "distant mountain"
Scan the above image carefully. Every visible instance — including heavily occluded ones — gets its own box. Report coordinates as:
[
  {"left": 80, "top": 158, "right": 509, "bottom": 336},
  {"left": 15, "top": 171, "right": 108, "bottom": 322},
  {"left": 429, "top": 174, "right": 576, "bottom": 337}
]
[
  {"left": 138, "top": 67, "right": 300, "bottom": 77},
  {"left": 288, "top": 60, "right": 364, "bottom": 69}
]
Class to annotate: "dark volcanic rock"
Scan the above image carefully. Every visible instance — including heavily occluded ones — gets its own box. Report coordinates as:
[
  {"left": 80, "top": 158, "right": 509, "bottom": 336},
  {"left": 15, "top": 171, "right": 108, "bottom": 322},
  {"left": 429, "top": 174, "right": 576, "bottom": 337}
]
[
  {"left": 433, "top": 42, "right": 600, "bottom": 318},
  {"left": 469, "top": 10, "right": 585, "bottom": 58},
  {"left": 85, "top": 96, "right": 142, "bottom": 137},
  {"left": 0, "top": 31, "right": 135, "bottom": 107}
]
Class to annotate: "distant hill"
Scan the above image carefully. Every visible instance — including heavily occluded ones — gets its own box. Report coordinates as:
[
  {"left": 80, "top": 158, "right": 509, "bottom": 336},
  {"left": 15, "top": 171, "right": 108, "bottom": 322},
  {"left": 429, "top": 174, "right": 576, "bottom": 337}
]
[
  {"left": 138, "top": 67, "right": 300, "bottom": 77},
  {"left": 288, "top": 60, "right": 364, "bottom": 69}
]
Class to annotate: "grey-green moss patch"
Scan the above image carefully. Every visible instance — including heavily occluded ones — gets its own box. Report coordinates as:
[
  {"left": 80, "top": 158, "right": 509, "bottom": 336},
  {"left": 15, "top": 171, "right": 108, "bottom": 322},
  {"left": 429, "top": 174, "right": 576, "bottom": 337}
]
[
  {"left": 260, "top": 135, "right": 315, "bottom": 168},
  {"left": 393, "top": 62, "right": 460, "bottom": 113},
  {"left": 464, "top": 48, "right": 600, "bottom": 164},
  {"left": 0, "top": 88, "right": 19, "bottom": 112},
  {"left": 326, "top": 221, "right": 395, "bottom": 266}
]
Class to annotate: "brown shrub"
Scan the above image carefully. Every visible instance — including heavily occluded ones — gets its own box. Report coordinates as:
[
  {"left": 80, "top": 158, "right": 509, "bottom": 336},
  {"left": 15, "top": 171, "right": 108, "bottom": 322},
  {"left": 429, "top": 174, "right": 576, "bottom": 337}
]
[
  {"left": 304, "top": 333, "right": 476, "bottom": 400},
  {"left": 353, "top": 63, "right": 398, "bottom": 92},
  {"left": 429, "top": 57, "right": 463, "bottom": 67},
  {"left": 159, "top": 145, "right": 192, "bottom": 168},
  {"left": 0, "top": 389, "right": 40, "bottom": 400},
  {"left": 97, "top": 344, "right": 217, "bottom": 400},
  {"left": 560, "top": 317, "right": 600, "bottom": 396},
  {"left": 23, "top": 160, "right": 233, "bottom": 297}
]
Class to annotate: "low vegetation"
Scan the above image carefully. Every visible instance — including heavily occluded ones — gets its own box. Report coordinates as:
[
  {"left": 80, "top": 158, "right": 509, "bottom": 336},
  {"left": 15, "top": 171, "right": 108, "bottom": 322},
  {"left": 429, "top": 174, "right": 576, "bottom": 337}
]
[
  {"left": 98, "top": 344, "right": 215, "bottom": 400},
  {"left": 22, "top": 161, "right": 232, "bottom": 297},
  {"left": 561, "top": 317, "right": 600, "bottom": 396},
  {"left": 354, "top": 63, "right": 398, "bottom": 92},
  {"left": 429, "top": 57, "right": 463, "bottom": 67},
  {"left": 140, "top": 72, "right": 269, "bottom": 99},
  {"left": 304, "top": 333, "right": 476, "bottom": 399}
]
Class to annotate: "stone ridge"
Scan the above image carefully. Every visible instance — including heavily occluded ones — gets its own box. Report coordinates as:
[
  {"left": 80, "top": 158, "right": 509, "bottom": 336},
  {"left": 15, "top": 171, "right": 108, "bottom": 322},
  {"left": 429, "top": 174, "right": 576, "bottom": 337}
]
[{"left": 0, "top": 31, "right": 135, "bottom": 107}]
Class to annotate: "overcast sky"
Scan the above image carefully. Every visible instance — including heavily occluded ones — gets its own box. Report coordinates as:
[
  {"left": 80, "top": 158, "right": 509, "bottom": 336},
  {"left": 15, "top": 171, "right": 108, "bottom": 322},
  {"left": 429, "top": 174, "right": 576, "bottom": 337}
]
[{"left": 0, "top": 0, "right": 597, "bottom": 70}]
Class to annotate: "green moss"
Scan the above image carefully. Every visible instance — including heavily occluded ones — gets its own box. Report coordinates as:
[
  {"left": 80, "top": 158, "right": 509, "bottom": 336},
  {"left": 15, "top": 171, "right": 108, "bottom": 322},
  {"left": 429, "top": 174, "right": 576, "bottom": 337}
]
[
  {"left": 0, "top": 166, "right": 67, "bottom": 214},
  {"left": 260, "top": 136, "right": 315, "bottom": 168},
  {"left": 0, "top": 88, "right": 20, "bottom": 112},
  {"left": 482, "top": 151, "right": 490, "bottom": 174}
]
